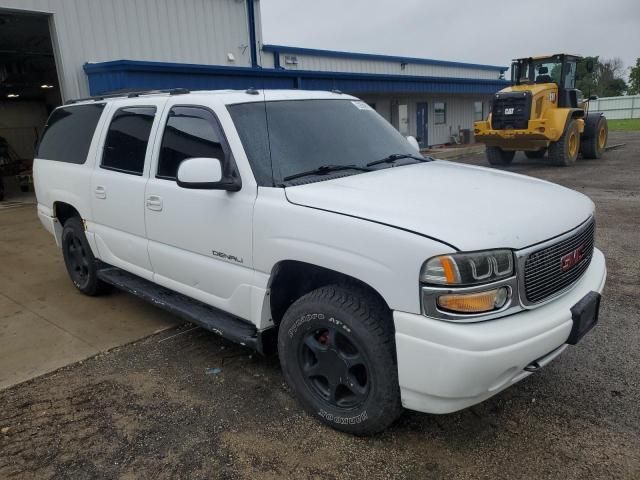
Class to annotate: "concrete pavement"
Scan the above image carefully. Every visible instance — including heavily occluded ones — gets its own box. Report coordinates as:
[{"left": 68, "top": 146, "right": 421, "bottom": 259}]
[{"left": 0, "top": 205, "right": 178, "bottom": 389}]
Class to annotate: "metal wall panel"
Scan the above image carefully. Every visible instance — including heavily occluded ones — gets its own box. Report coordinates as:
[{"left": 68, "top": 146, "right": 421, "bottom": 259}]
[
  {"left": 0, "top": 0, "right": 257, "bottom": 100},
  {"left": 589, "top": 95, "right": 640, "bottom": 119},
  {"left": 282, "top": 54, "right": 503, "bottom": 81}
]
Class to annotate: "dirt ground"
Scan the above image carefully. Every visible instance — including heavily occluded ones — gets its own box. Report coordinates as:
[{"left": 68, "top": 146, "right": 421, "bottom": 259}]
[{"left": 1, "top": 132, "right": 639, "bottom": 479}]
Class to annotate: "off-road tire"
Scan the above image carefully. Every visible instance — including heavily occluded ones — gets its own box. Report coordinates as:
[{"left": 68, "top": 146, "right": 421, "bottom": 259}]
[
  {"left": 278, "top": 284, "right": 403, "bottom": 435},
  {"left": 524, "top": 148, "right": 547, "bottom": 159},
  {"left": 549, "top": 119, "right": 580, "bottom": 166},
  {"left": 486, "top": 146, "right": 515, "bottom": 165},
  {"left": 61, "top": 217, "right": 108, "bottom": 296},
  {"left": 581, "top": 117, "right": 608, "bottom": 159}
]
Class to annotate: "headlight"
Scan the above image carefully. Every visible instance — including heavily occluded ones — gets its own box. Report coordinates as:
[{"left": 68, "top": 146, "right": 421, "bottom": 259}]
[{"left": 420, "top": 250, "right": 514, "bottom": 286}]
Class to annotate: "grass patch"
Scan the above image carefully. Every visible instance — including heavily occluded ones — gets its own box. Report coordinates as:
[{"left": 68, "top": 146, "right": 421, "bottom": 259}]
[{"left": 607, "top": 118, "right": 640, "bottom": 131}]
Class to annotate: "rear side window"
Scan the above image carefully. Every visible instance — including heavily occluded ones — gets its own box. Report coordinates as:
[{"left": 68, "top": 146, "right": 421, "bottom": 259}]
[
  {"left": 157, "top": 106, "right": 226, "bottom": 180},
  {"left": 101, "top": 106, "right": 156, "bottom": 175},
  {"left": 37, "top": 104, "right": 105, "bottom": 164}
]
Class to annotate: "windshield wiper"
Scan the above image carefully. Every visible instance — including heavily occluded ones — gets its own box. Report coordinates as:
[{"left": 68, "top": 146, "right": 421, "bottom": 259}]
[
  {"left": 366, "top": 153, "right": 431, "bottom": 167},
  {"left": 283, "top": 164, "right": 372, "bottom": 182}
]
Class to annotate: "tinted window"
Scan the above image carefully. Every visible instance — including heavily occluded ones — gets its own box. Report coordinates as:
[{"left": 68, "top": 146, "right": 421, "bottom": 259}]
[
  {"left": 101, "top": 106, "right": 156, "bottom": 175},
  {"left": 37, "top": 104, "right": 105, "bottom": 164},
  {"left": 158, "top": 106, "right": 225, "bottom": 180},
  {"left": 227, "top": 103, "right": 272, "bottom": 185},
  {"left": 228, "top": 99, "right": 418, "bottom": 186}
]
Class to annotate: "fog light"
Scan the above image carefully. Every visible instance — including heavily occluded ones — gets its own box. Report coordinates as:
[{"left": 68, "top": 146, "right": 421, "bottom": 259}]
[{"left": 437, "top": 287, "right": 509, "bottom": 314}]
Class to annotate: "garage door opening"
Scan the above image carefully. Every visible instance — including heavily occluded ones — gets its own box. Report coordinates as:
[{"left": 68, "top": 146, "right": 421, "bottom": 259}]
[{"left": 0, "top": 10, "right": 61, "bottom": 203}]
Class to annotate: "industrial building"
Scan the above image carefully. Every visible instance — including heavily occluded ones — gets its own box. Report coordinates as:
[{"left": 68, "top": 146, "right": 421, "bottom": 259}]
[{"left": 0, "top": 0, "right": 509, "bottom": 198}]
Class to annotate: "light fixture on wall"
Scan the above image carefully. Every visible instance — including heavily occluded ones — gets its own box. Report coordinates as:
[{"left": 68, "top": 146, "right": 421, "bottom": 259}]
[
  {"left": 40, "top": 84, "right": 55, "bottom": 89},
  {"left": 7, "top": 93, "right": 20, "bottom": 98}
]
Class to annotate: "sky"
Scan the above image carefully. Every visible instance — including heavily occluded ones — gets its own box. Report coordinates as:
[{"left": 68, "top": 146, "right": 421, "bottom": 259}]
[{"left": 260, "top": 0, "right": 640, "bottom": 77}]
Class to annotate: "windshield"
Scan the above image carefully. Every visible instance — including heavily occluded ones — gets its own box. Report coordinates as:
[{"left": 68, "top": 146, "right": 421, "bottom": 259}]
[
  {"left": 228, "top": 99, "right": 419, "bottom": 186},
  {"left": 514, "top": 59, "right": 563, "bottom": 85}
]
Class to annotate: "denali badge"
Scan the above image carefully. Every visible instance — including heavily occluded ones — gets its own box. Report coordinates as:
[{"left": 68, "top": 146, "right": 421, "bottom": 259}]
[
  {"left": 560, "top": 245, "right": 585, "bottom": 271},
  {"left": 212, "top": 250, "right": 244, "bottom": 264},
  {"left": 504, "top": 107, "right": 515, "bottom": 115}
]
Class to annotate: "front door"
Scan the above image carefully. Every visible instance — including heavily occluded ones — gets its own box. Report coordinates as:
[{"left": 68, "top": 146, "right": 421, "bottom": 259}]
[
  {"left": 144, "top": 102, "right": 256, "bottom": 321},
  {"left": 90, "top": 99, "right": 166, "bottom": 280},
  {"left": 416, "top": 102, "right": 428, "bottom": 148}
]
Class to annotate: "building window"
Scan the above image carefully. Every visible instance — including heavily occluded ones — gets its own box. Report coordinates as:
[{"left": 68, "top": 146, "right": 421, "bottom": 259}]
[
  {"left": 474, "top": 101, "right": 484, "bottom": 121},
  {"left": 158, "top": 106, "right": 226, "bottom": 180},
  {"left": 101, "top": 106, "right": 156, "bottom": 175},
  {"left": 434, "top": 102, "right": 446, "bottom": 125}
]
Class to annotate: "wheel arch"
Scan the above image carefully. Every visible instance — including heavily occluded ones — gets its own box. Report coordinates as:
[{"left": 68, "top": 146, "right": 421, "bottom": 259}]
[
  {"left": 267, "top": 260, "right": 391, "bottom": 328},
  {"left": 53, "top": 201, "right": 81, "bottom": 226}
]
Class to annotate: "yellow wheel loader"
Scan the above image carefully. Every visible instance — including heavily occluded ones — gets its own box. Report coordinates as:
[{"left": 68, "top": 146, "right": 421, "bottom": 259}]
[{"left": 474, "top": 54, "right": 608, "bottom": 166}]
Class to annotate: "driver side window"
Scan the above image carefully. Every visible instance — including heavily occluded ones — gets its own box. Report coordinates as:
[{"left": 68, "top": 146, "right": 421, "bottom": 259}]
[{"left": 157, "top": 106, "right": 226, "bottom": 180}]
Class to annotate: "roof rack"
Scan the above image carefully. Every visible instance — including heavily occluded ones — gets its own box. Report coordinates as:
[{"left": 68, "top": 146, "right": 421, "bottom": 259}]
[{"left": 66, "top": 88, "right": 190, "bottom": 105}]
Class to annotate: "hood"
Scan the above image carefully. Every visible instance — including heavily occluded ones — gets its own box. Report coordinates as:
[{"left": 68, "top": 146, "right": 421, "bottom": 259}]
[{"left": 284, "top": 161, "right": 594, "bottom": 251}]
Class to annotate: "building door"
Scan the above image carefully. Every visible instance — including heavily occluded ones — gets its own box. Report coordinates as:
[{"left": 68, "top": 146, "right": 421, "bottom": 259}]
[{"left": 416, "top": 102, "right": 428, "bottom": 148}]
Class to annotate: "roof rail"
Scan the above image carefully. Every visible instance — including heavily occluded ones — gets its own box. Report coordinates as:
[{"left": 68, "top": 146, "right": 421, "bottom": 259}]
[{"left": 65, "top": 88, "right": 190, "bottom": 105}]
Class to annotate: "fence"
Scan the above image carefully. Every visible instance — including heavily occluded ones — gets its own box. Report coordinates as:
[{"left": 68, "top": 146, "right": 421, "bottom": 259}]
[{"left": 588, "top": 95, "right": 640, "bottom": 120}]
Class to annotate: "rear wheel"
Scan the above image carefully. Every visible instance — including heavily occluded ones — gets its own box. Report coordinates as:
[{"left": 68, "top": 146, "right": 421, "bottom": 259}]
[
  {"left": 486, "top": 146, "right": 515, "bottom": 165},
  {"left": 549, "top": 119, "right": 580, "bottom": 166},
  {"left": 524, "top": 148, "right": 547, "bottom": 159},
  {"left": 278, "top": 285, "right": 402, "bottom": 435},
  {"left": 61, "top": 217, "right": 108, "bottom": 296},
  {"left": 581, "top": 117, "right": 608, "bottom": 159}
]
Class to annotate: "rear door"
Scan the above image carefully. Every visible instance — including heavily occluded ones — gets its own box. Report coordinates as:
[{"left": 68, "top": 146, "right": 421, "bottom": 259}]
[
  {"left": 144, "top": 100, "right": 256, "bottom": 319},
  {"left": 90, "top": 99, "right": 167, "bottom": 280}
]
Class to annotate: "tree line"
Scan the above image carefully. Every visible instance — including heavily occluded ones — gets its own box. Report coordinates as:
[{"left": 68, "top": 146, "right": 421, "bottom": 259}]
[{"left": 577, "top": 57, "right": 640, "bottom": 97}]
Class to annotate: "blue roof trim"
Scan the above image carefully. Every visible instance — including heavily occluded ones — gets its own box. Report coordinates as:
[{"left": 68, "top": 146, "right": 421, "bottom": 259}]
[
  {"left": 83, "top": 60, "right": 510, "bottom": 97},
  {"left": 263, "top": 44, "right": 509, "bottom": 73}
]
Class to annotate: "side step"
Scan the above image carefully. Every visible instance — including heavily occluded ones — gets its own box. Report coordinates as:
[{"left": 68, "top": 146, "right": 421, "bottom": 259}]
[{"left": 97, "top": 267, "right": 271, "bottom": 352}]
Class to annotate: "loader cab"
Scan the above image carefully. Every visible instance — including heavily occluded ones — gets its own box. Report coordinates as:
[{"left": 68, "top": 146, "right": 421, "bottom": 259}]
[{"left": 511, "top": 54, "right": 583, "bottom": 108}]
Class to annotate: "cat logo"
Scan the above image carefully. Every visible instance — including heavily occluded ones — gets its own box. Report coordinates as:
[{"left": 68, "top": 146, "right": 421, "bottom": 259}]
[
  {"left": 549, "top": 92, "right": 557, "bottom": 103},
  {"left": 504, "top": 107, "right": 515, "bottom": 115}
]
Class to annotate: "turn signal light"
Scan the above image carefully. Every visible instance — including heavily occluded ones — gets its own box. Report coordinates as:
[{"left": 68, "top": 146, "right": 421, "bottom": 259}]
[{"left": 437, "top": 287, "right": 509, "bottom": 314}]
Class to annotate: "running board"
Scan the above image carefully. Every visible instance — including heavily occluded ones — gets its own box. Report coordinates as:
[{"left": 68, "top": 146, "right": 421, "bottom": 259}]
[{"left": 96, "top": 266, "right": 272, "bottom": 353}]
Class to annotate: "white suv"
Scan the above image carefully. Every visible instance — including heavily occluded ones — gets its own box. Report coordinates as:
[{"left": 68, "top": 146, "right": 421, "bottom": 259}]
[{"left": 34, "top": 89, "right": 606, "bottom": 434}]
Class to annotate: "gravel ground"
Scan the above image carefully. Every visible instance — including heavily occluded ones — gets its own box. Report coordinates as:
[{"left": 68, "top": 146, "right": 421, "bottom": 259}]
[{"left": 1, "top": 132, "right": 639, "bottom": 479}]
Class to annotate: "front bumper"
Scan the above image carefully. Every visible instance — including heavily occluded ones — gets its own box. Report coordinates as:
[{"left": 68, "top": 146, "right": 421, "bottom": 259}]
[
  {"left": 474, "top": 119, "right": 558, "bottom": 150},
  {"left": 393, "top": 248, "right": 606, "bottom": 414}
]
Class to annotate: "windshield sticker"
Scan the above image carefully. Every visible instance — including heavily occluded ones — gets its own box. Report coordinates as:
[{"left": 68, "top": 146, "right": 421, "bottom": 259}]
[{"left": 351, "top": 100, "right": 373, "bottom": 111}]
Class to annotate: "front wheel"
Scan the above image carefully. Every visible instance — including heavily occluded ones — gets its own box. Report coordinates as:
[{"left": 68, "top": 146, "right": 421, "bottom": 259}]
[
  {"left": 549, "top": 119, "right": 580, "bottom": 166},
  {"left": 61, "top": 217, "right": 108, "bottom": 296},
  {"left": 486, "top": 146, "right": 515, "bottom": 165},
  {"left": 278, "top": 285, "right": 402, "bottom": 435}
]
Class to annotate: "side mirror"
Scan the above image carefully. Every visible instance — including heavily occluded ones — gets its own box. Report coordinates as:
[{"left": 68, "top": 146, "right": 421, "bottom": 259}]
[
  {"left": 176, "top": 157, "right": 240, "bottom": 191},
  {"left": 586, "top": 60, "right": 594, "bottom": 73},
  {"left": 406, "top": 135, "right": 420, "bottom": 151}
]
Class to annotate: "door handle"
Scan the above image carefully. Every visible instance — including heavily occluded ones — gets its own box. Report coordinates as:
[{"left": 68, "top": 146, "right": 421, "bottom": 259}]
[
  {"left": 146, "top": 195, "right": 163, "bottom": 211},
  {"left": 95, "top": 186, "right": 106, "bottom": 199}
]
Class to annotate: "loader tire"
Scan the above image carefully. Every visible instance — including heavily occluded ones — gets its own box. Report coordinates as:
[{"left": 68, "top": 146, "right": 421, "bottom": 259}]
[
  {"left": 581, "top": 117, "right": 608, "bottom": 159},
  {"left": 549, "top": 119, "right": 580, "bottom": 166},
  {"left": 486, "top": 146, "right": 515, "bottom": 166}
]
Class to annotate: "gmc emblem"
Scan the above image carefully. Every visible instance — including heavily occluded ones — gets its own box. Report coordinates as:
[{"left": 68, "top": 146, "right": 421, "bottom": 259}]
[{"left": 560, "top": 245, "right": 585, "bottom": 271}]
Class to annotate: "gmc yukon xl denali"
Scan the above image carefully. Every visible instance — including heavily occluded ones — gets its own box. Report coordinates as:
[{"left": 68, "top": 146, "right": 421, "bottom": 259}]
[{"left": 33, "top": 89, "right": 606, "bottom": 434}]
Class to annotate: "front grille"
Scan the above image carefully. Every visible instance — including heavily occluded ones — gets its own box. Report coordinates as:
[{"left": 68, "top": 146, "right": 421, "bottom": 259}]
[
  {"left": 491, "top": 91, "right": 531, "bottom": 130},
  {"left": 523, "top": 220, "right": 595, "bottom": 304}
]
